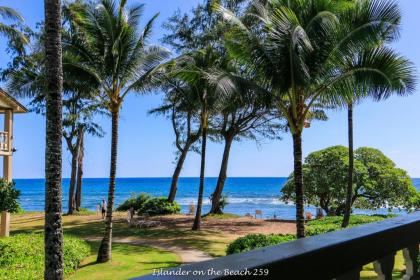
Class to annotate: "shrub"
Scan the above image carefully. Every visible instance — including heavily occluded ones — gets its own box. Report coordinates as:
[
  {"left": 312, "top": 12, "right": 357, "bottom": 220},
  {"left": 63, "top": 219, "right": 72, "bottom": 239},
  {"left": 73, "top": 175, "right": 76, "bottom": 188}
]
[
  {"left": 306, "top": 215, "right": 389, "bottom": 236},
  {"left": 226, "top": 215, "right": 393, "bottom": 255},
  {"left": 116, "top": 192, "right": 150, "bottom": 211},
  {"left": 226, "top": 234, "right": 295, "bottom": 255},
  {"left": 0, "top": 179, "right": 21, "bottom": 213},
  {"left": 0, "top": 233, "right": 90, "bottom": 279},
  {"left": 138, "top": 197, "right": 181, "bottom": 216}
]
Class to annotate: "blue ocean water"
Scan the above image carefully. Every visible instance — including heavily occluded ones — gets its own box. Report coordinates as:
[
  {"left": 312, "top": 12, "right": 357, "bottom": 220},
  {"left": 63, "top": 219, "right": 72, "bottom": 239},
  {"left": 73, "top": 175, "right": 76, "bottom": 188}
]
[{"left": 15, "top": 177, "right": 420, "bottom": 220}]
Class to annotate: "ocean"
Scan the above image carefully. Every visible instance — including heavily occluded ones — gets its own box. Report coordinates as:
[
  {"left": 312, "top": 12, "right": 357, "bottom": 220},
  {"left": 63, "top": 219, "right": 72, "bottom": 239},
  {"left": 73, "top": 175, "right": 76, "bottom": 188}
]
[{"left": 15, "top": 177, "right": 420, "bottom": 220}]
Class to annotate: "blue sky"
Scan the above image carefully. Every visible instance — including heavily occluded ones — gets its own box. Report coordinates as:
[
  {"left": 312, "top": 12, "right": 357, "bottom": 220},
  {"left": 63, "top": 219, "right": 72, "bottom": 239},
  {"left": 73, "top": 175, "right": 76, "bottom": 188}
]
[{"left": 1, "top": 0, "right": 419, "bottom": 179}]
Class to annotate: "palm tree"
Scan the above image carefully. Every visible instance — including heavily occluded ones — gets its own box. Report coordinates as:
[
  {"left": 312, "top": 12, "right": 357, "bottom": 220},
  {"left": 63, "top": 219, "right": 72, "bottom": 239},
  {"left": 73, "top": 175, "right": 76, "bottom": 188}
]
[
  {"left": 44, "top": 0, "right": 64, "bottom": 278},
  {"left": 172, "top": 47, "right": 229, "bottom": 230},
  {"left": 0, "top": 5, "right": 27, "bottom": 51},
  {"left": 340, "top": 1, "right": 415, "bottom": 228},
  {"left": 3, "top": 13, "right": 104, "bottom": 216},
  {"left": 215, "top": 0, "right": 415, "bottom": 238},
  {"left": 67, "top": 0, "right": 169, "bottom": 262}
]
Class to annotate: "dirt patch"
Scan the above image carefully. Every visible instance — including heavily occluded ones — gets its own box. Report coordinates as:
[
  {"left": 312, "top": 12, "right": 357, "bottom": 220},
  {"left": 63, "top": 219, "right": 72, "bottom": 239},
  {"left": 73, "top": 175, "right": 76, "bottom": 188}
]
[{"left": 130, "top": 214, "right": 296, "bottom": 236}]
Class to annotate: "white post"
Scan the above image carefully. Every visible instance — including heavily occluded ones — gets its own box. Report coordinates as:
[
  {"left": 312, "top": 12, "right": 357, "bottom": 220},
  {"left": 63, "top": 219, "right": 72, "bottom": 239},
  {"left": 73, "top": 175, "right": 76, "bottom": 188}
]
[{"left": 1, "top": 109, "right": 13, "bottom": 237}]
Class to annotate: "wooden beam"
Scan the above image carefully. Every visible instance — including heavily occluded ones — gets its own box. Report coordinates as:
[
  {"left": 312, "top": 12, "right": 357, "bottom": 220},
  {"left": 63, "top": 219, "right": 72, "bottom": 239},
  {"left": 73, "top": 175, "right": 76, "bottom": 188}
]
[
  {"left": 0, "top": 211, "right": 10, "bottom": 237},
  {"left": 3, "top": 109, "right": 12, "bottom": 182}
]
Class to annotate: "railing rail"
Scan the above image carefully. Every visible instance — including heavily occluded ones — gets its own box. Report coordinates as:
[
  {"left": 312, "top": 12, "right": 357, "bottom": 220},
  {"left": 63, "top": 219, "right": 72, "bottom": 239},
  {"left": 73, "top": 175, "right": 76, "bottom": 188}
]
[
  {"left": 134, "top": 212, "right": 420, "bottom": 280},
  {"left": 0, "top": 131, "right": 9, "bottom": 152}
]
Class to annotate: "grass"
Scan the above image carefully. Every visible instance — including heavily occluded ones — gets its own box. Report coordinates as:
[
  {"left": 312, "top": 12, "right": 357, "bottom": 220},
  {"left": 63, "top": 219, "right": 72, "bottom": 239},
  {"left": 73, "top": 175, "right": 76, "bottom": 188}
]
[
  {"left": 10, "top": 212, "right": 411, "bottom": 279},
  {"left": 10, "top": 212, "right": 182, "bottom": 280},
  {"left": 203, "top": 213, "right": 240, "bottom": 219},
  {"left": 360, "top": 251, "right": 406, "bottom": 280},
  {"left": 11, "top": 211, "right": 235, "bottom": 258},
  {"left": 68, "top": 242, "right": 181, "bottom": 280}
]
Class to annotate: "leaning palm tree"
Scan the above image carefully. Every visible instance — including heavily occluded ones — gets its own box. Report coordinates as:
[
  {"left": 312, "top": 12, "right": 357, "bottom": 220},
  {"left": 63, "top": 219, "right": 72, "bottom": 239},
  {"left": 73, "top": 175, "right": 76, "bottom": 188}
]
[
  {"left": 67, "top": 0, "right": 169, "bottom": 262},
  {"left": 215, "top": 0, "right": 416, "bottom": 238},
  {"left": 44, "top": 0, "right": 64, "bottom": 278},
  {"left": 172, "top": 47, "right": 229, "bottom": 230}
]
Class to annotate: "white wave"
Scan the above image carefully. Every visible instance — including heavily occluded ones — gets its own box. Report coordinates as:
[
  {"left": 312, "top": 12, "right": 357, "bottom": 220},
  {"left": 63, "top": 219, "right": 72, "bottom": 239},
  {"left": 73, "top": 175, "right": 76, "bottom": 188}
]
[{"left": 176, "top": 197, "right": 286, "bottom": 206}]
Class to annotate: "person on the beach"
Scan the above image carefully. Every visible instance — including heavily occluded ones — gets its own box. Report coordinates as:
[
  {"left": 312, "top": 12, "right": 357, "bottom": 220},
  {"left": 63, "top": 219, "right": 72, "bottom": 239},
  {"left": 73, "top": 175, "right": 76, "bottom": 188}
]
[{"left": 101, "top": 199, "right": 107, "bottom": 219}]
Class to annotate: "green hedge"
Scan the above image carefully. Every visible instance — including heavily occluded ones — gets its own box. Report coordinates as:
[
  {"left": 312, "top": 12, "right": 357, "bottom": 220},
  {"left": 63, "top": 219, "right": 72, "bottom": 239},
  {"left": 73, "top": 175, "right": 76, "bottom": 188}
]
[
  {"left": 116, "top": 193, "right": 150, "bottom": 211},
  {"left": 305, "top": 215, "right": 390, "bottom": 236},
  {"left": 226, "top": 215, "right": 394, "bottom": 255},
  {"left": 0, "top": 233, "right": 90, "bottom": 280},
  {"left": 138, "top": 197, "right": 181, "bottom": 216},
  {"left": 226, "top": 234, "right": 295, "bottom": 255}
]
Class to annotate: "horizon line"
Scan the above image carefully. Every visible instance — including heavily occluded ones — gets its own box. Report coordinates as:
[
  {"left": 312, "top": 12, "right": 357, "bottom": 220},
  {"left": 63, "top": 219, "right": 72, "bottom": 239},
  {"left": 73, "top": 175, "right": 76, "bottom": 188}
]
[{"left": 12, "top": 176, "right": 420, "bottom": 180}]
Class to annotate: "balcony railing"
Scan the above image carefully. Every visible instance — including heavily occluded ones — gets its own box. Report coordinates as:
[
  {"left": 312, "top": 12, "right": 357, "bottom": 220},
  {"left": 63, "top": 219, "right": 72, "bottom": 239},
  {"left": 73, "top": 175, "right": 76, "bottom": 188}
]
[
  {"left": 0, "top": 131, "right": 9, "bottom": 152},
  {"left": 134, "top": 212, "right": 420, "bottom": 280}
]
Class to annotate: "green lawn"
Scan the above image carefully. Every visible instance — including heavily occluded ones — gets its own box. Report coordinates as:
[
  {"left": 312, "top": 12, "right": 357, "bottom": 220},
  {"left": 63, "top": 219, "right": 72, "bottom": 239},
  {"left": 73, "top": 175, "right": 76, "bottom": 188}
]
[
  {"left": 68, "top": 242, "right": 181, "bottom": 280},
  {"left": 11, "top": 212, "right": 233, "bottom": 258},
  {"left": 10, "top": 212, "right": 412, "bottom": 279}
]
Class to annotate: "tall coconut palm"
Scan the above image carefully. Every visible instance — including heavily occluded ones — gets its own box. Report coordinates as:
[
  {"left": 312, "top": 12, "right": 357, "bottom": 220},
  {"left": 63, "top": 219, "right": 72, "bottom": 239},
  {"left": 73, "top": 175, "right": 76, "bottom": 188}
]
[
  {"left": 215, "top": 0, "right": 416, "bottom": 238},
  {"left": 44, "top": 0, "right": 64, "bottom": 278},
  {"left": 340, "top": 0, "right": 415, "bottom": 228},
  {"left": 67, "top": 0, "right": 169, "bottom": 262}
]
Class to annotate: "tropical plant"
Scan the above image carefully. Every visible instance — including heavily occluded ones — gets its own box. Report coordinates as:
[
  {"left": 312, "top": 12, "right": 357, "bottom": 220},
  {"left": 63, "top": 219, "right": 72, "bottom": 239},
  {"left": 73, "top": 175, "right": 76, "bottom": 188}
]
[
  {"left": 0, "top": 179, "right": 21, "bottom": 213},
  {"left": 150, "top": 80, "right": 201, "bottom": 203},
  {"left": 215, "top": 0, "right": 416, "bottom": 237},
  {"left": 2, "top": 9, "right": 104, "bottom": 216},
  {"left": 44, "top": 0, "right": 64, "bottom": 278},
  {"left": 62, "top": 94, "right": 104, "bottom": 214},
  {"left": 161, "top": 0, "right": 250, "bottom": 204},
  {"left": 116, "top": 193, "right": 150, "bottom": 212},
  {"left": 171, "top": 47, "right": 230, "bottom": 230},
  {"left": 67, "top": 0, "right": 170, "bottom": 262},
  {"left": 281, "top": 146, "right": 419, "bottom": 215},
  {"left": 0, "top": 233, "right": 90, "bottom": 279},
  {"left": 338, "top": 0, "right": 415, "bottom": 228},
  {"left": 0, "top": 5, "right": 28, "bottom": 54},
  {"left": 162, "top": 0, "right": 248, "bottom": 54},
  {"left": 227, "top": 215, "right": 389, "bottom": 254},
  {"left": 209, "top": 89, "right": 282, "bottom": 214},
  {"left": 138, "top": 197, "right": 181, "bottom": 216},
  {"left": 226, "top": 233, "right": 295, "bottom": 255}
]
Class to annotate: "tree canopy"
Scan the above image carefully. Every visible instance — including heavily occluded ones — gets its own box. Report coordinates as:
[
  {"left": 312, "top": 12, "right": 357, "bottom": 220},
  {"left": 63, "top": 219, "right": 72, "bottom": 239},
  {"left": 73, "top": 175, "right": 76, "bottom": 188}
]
[{"left": 281, "top": 146, "right": 418, "bottom": 215}]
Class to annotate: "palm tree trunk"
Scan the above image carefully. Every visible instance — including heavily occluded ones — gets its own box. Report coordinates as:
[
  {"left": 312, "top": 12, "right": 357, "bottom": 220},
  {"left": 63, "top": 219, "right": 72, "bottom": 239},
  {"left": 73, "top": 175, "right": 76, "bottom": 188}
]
[
  {"left": 342, "top": 103, "right": 354, "bottom": 228},
  {"left": 210, "top": 134, "right": 234, "bottom": 214},
  {"left": 192, "top": 118, "right": 207, "bottom": 231},
  {"left": 292, "top": 132, "right": 305, "bottom": 238},
  {"left": 44, "top": 0, "right": 64, "bottom": 278},
  {"left": 168, "top": 142, "right": 190, "bottom": 203},
  {"left": 75, "top": 129, "right": 84, "bottom": 211},
  {"left": 67, "top": 147, "right": 78, "bottom": 215},
  {"left": 97, "top": 109, "right": 119, "bottom": 263}
]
